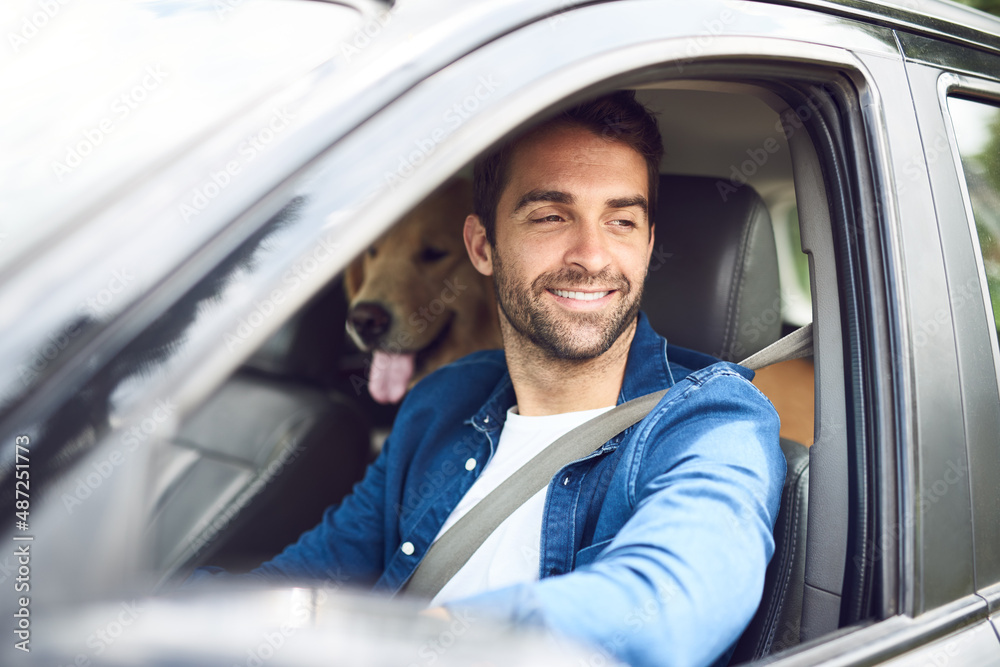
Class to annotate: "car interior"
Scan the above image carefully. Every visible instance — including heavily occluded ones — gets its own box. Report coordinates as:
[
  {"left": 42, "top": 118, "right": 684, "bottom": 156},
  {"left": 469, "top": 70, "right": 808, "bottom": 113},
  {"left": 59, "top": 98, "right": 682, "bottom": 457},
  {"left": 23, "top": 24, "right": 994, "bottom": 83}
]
[{"left": 150, "top": 76, "right": 880, "bottom": 664}]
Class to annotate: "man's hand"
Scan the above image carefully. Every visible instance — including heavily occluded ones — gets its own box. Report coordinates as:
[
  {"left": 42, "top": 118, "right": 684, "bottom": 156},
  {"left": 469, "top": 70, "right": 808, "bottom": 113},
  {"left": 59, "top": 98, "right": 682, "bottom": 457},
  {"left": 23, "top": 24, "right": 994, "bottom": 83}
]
[{"left": 420, "top": 606, "right": 452, "bottom": 620}]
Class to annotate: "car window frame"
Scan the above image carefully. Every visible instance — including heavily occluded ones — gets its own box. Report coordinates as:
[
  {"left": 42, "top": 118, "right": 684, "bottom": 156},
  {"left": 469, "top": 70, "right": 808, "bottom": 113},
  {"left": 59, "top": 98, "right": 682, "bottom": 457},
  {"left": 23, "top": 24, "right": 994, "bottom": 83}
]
[
  {"left": 896, "top": 31, "right": 1000, "bottom": 607},
  {"left": 9, "top": 1, "right": 996, "bottom": 664}
]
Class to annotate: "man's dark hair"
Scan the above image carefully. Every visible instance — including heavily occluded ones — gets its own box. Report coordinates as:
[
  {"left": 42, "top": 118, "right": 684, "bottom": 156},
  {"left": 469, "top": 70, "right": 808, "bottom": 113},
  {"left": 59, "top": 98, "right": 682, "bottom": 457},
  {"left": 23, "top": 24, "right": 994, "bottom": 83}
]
[{"left": 472, "top": 90, "right": 663, "bottom": 245}]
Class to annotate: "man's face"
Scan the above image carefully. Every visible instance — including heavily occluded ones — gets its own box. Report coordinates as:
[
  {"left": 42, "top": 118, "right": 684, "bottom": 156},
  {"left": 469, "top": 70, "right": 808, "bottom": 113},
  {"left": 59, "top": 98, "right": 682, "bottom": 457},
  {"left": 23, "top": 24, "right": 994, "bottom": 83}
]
[{"left": 488, "top": 123, "right": 654, "bottom": 360}]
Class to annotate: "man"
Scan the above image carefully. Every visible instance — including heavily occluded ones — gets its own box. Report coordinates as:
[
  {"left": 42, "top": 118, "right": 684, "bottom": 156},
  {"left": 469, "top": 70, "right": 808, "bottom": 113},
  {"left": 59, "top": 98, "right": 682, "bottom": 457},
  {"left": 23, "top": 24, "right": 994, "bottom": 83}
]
[{"left": 213, "top": 91, "right": 785, "bottom": 667}]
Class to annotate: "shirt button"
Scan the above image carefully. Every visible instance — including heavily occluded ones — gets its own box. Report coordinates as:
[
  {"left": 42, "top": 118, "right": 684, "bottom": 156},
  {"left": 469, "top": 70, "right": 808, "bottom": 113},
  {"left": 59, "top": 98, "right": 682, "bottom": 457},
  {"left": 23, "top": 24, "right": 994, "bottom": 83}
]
[
  {"left": 401, "top": 542, "right": 415, "bottom": 556},
  {"left": 562, "top": 475, "right": 570, "bottom": 485},
  {"left": 465, "top": 458, "right": 477, "bottom": 471},
  {"left": 484, "top": 416, "right": 490, "bottom": 423}
]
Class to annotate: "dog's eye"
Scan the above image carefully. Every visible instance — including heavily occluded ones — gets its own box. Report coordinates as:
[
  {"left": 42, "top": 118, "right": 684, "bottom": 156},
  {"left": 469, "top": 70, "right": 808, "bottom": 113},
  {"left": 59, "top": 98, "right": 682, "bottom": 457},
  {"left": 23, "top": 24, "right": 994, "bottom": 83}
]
[
  {"left": 366, "top": 246, "right": 377, "bottom": 258},
  {"left": 421, "top": 246, "right": 449, "bottom": 263}
]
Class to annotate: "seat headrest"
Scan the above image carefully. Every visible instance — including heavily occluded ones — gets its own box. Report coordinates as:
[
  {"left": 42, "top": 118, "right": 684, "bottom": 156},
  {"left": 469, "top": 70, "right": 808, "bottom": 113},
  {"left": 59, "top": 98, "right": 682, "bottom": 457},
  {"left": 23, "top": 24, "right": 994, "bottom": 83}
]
[{"left": 641, "top": 174, "right": 781, "bottom": 361}]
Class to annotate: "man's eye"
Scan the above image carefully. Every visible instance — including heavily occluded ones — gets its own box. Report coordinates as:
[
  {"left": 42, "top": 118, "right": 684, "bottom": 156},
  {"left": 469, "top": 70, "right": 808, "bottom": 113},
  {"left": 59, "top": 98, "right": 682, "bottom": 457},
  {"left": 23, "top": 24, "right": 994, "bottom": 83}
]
[
  {"left": 421, "top": 246, "right": 449, "bottom": 263},
  {"left": 530, "top": 215, "right": 563, "bottom": 223},
  {"left": 366, "top": 246, "right": 377, "bottom": 258},
  {"left": 610, "top": 219, "right": 636, "bottom": 228}
]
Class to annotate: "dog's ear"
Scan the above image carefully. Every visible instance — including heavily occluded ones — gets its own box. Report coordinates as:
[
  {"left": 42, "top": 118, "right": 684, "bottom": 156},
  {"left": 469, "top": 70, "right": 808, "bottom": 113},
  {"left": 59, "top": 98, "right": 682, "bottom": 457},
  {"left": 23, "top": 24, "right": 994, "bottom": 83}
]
[{"left": 343, "top": 256, "right": 365, "bottom": 301}]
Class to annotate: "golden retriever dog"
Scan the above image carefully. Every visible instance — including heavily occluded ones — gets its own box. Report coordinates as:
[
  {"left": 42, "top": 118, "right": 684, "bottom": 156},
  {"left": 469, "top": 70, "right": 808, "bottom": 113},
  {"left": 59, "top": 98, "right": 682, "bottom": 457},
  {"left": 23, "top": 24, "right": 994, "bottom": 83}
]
[{"left": 345, "top": 179, "right": 502, "bottom": 404}]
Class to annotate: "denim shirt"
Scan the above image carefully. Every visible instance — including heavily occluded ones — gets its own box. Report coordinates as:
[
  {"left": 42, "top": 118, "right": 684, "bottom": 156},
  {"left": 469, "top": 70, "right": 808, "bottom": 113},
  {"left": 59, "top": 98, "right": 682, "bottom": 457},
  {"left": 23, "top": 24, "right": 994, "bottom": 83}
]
[{"left": 249, "top": 312, "right": 785, "bottom": 667}]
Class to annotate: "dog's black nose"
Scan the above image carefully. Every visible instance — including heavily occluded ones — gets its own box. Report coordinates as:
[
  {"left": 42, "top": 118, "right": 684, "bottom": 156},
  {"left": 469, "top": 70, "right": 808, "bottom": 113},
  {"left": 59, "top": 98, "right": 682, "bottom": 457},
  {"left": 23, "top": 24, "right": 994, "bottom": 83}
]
[{"left": 349, "top": 302, "right": 392, "bottom": 344}]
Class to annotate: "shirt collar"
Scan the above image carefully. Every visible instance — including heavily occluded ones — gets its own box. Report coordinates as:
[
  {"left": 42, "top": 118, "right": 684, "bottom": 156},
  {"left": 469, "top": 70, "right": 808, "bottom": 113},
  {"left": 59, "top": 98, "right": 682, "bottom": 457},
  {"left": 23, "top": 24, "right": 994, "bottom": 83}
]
[{"left": 470, "top": 311, "right": 742, "bottom": 431}]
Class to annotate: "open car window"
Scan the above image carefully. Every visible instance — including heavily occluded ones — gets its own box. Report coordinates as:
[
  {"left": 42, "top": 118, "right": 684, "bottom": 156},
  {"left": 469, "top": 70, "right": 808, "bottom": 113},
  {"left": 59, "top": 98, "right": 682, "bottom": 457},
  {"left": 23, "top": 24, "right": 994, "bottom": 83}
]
[{"left": 8, "top": 0, "right": 1000, "bottom": 665}]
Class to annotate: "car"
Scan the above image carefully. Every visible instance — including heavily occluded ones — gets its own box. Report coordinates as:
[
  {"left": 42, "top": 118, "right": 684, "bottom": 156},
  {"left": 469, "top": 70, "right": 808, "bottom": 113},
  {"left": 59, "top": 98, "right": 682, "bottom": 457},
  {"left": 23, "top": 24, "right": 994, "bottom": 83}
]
[{"left": 2, "top": 0, "right": 1000, "bottom": 664}]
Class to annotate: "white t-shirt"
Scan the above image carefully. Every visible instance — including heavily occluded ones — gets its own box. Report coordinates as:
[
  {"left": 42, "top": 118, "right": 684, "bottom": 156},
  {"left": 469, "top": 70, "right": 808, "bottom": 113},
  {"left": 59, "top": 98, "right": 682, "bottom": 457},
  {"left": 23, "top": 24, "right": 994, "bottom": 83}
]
[{"left": 429, "top": 404, "right": 615, "bottom": 607}]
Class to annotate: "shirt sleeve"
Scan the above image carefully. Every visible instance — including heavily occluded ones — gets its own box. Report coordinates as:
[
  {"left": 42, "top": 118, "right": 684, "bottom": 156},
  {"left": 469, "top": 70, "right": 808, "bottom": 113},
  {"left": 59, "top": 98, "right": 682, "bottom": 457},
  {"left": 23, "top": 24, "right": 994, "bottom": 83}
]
[{"left": 443, "top": 371, "right": 785, "bottom": 667}]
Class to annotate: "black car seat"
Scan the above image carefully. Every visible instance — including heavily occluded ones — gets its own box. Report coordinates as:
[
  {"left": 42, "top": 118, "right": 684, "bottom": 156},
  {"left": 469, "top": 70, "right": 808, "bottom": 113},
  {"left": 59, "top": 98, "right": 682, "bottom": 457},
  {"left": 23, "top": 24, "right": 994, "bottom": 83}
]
[
  {"left": 640, "top": 174, "right": 811, "bottom": 662},
  {"left": 148, "top": 279, "right": 371, "bottom": 580}
]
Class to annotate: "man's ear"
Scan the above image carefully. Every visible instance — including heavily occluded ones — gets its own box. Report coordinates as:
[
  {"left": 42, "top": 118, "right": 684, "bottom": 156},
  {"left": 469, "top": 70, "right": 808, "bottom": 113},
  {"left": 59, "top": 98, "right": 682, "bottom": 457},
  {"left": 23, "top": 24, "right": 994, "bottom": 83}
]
[
  {"left": 464, "top": 214, "right": 494, "bottom": 276},
  {"left": 646, "top": 222, "right": 656, "bottom": 264}
]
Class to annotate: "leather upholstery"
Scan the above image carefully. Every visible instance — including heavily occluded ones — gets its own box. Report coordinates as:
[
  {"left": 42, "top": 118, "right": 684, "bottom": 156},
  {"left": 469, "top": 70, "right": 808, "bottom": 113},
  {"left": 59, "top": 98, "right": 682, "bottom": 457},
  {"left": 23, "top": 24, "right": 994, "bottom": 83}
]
[
  {"left": 163, "top": 376, "right": 370, "bottom": 572},
  {"left": 639, "top": 175, "right": 809, "bottom": 663},
  {"left": 151, "top": 279, "right": 370, "bottom": 578},
  {"left": 730, "top": 439, "right": 810, "bottom": 663},
  {"left": 641, "top": 175, "right": 781, "bottom": 361},
  {"left": 242, "top": 278, "right": 348, "bottom": 387}
]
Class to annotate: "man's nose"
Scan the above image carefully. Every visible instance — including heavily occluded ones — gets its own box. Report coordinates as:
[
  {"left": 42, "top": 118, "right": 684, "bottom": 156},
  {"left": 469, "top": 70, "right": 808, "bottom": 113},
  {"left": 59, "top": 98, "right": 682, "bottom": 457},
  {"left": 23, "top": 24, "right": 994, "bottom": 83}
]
[{"left": 563, "top": 220, "right": 611, "bottom": 273}]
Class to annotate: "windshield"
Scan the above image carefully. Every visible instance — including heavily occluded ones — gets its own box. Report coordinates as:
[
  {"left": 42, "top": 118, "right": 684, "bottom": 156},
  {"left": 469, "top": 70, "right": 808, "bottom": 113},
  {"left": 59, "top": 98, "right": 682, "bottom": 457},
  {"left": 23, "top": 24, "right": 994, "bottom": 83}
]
[{"left": 0, "top": 0, "right": 362, "bottom": 273}]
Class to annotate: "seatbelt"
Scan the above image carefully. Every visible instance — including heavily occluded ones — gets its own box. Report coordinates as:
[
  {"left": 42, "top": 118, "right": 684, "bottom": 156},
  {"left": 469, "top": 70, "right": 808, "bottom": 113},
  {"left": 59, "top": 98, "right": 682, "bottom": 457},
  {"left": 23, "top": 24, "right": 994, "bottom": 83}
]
[
  {"left": 739, "top": 323, "right": 813, "bottom": 371},
  {"left": 403, "top": 324, "right": 813, "bottom": 599}
]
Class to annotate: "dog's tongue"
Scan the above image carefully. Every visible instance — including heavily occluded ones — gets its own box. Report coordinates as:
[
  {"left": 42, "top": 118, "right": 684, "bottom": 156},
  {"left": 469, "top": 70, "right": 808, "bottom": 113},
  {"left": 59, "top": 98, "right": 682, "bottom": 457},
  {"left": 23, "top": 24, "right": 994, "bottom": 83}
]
[{"left": 369, "top": 351, "right": 415, "bottom": 404}]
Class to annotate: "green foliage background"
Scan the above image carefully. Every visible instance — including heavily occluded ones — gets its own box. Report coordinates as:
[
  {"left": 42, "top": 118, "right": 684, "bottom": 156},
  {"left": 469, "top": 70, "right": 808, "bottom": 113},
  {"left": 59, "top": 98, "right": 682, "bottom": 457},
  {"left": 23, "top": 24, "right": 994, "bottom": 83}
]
[
  {"left": 953, "top": 0, "right": 1000, "bottom": 17},
  {"left": 951, "top": 0, "right": 1000, "bottom": 328}
]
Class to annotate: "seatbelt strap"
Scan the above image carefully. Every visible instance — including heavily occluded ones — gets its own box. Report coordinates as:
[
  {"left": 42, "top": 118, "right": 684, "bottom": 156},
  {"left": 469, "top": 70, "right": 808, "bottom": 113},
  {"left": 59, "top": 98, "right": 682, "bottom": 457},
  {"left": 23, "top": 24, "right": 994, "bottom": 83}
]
[
  {"left": 402, "top": 324, "right": 813, "bottom": 599},
  {"left": 740, "top": 323, "right": 813, "bottom": 371}
]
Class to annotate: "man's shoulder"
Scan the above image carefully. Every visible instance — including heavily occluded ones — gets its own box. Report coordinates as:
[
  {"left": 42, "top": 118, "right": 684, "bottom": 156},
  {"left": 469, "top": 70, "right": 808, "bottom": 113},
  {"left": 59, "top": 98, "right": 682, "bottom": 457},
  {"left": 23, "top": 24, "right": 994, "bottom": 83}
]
[
  {"left": 638, "top": 360, "right": 783, "bottom": 467},
  {"left": 659, "top": 359, "right": 778, "bottom": 430},
  {"left": 421, "top": 349, "right": 508, "bottom": 386},
  {"left": 398, "top": 349, "right": 509, "bottom": 415}
]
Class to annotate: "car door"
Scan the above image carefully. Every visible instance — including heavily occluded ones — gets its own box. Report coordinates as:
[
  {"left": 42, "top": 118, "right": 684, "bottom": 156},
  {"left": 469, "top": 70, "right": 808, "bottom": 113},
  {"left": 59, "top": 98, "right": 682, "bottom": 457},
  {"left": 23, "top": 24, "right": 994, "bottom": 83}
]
[
  {"left": 897, "top": 23, "right": 1000, "bottom": 658},
  {"left": 5, "top": 1, "right": 1000, "bottom": 665}
]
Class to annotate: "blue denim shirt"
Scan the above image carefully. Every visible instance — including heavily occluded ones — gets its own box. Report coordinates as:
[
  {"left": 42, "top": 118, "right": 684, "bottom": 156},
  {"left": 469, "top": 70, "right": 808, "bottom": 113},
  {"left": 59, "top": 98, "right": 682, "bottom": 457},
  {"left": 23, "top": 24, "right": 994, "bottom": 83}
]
[{"left": 247, "top": 312, "right": 785, "bottom": 667}]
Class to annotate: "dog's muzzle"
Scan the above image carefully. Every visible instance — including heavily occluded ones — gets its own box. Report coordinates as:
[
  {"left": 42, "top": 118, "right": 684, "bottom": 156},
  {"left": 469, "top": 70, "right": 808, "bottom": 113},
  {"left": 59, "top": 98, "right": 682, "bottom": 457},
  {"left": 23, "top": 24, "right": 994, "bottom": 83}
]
[{"left": 347, "top": 301, "right": 392, "bottom": 349}]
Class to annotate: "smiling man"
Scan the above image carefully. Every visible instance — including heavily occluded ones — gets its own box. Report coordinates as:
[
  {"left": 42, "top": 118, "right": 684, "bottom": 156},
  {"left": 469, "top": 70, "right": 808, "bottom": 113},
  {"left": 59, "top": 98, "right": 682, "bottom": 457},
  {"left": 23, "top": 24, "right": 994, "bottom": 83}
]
[
  {"left": 224, "top": 91, "right": 785, "bottom": 667},
  {"left": 467, "top": 110, "right": 657, "bottom": 416}
]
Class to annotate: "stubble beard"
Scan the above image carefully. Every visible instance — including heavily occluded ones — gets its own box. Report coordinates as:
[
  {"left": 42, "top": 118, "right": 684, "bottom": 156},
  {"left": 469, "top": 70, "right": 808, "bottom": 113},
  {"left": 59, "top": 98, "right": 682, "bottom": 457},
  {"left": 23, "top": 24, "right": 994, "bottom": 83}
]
[{"left": 491, "top": 247, "right": 645, "bottom": 361}]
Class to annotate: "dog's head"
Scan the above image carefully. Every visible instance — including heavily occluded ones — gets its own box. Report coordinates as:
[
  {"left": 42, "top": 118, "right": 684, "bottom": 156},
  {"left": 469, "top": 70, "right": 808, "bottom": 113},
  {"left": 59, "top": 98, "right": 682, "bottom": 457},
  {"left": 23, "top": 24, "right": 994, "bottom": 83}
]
[{"left": 345, "top": 179, "right": 500, "bottom": 404}]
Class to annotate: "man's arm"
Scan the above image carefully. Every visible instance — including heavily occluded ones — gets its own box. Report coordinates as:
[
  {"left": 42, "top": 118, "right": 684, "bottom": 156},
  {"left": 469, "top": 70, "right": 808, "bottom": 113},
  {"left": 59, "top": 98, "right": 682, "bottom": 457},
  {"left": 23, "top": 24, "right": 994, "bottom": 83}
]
[
  {"left": 443, "top": 370, "right": 785, "bottom": 667},
  {"left": 244, "top": 436, "right": 393, "bottom": 586}
]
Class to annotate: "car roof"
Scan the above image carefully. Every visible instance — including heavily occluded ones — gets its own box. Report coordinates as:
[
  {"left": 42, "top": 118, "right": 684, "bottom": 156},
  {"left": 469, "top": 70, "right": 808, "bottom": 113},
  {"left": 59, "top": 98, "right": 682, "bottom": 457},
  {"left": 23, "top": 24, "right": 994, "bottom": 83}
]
[
  {"left": 751, "top": 0, "right": 1000, "bottom": 51},
  {"left": 2, "top": 0, "right": 997, "bottom": 274},
  {"left": 0, "top": 0, "right": 366, "bottom": 274},
  {"left": 1, "top": 0, "right": 999, "bottom": 417}
]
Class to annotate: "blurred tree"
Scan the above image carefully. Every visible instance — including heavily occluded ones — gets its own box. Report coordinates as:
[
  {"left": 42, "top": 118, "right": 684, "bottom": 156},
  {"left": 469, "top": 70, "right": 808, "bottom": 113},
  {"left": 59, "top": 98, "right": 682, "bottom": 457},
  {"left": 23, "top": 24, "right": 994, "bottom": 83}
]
[
  {"left": 952, "top": 0, "right": 1000, "bottom": 17},
  {"left": 983, "top": 111, "right": 1000, "bottom": 194}
]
